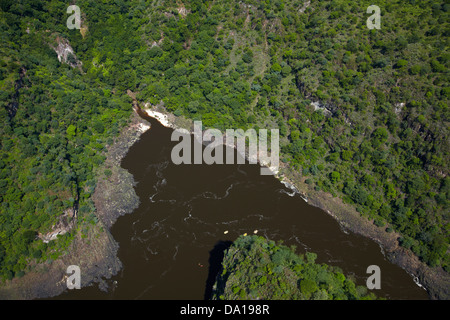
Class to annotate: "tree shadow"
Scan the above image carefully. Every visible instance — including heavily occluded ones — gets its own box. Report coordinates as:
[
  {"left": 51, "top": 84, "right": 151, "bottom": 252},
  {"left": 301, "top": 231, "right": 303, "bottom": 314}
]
[{"left": 203, "top": 240, "right": 233, "bottom": 300}]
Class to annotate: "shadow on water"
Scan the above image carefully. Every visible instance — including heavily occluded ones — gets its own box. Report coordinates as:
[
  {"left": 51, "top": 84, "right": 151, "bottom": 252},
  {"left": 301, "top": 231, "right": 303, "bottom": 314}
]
[{"left": 204, "top": 240, "right": 233, "bottom": 300}]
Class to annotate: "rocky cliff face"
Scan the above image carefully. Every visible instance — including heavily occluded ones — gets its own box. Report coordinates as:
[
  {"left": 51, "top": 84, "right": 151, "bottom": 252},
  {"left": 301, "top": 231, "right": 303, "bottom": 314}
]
[
  {"left": 7, "top": 67, "right": 26, "bottom": 119},
  {"left": 92, "top": 112, "right": 149, "bottom": 229},
  {"left": 50, "top": 36, "right": 83, "bottom": 72}
]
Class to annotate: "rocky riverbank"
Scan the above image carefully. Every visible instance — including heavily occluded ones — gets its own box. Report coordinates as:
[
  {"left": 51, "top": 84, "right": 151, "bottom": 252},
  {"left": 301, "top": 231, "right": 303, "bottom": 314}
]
[
  {"left": 0, "top": 112, "right": 150, "bottom": 299},
  {"left": 92, "top": 112, "right": 149, "bottom": 229}
]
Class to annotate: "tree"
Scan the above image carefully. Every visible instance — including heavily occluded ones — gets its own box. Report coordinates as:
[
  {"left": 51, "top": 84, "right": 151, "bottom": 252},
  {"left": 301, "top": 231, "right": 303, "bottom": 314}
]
[
  {"left": 66, "top": 125, "right": 76, "bottom": 138},
  {"left": 330, "top": 171, "right": 340, "bottom": 184},
  {"left": 281, "top": 65, "right": 292, "bottom": 77},
  {"left": 299, "top": 279, "right": 318, "bottom": 298},
  {"left": 271, "top": 63, "right": 282, "bottom": 73}
]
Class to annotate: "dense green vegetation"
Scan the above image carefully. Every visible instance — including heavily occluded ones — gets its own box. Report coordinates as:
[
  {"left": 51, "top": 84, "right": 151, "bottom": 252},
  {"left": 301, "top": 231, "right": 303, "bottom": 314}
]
[
  {"left": 212, "top": 235, "right": 377, "bottom": 300},
  {"left": 0, "top": 0, "right": 448, "bottom": 284}
]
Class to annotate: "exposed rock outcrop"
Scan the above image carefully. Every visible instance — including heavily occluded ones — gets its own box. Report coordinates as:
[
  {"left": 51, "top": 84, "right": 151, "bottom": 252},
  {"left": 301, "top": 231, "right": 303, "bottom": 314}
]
[
  {"left": 38, "top": 208, "right": 77, "bottom": 243},
  {"left": 50, "top": 36, "right": 83, "bottom": 72},
  {"left": 7, "top": 67, "right": 26, "bottom": 119}
]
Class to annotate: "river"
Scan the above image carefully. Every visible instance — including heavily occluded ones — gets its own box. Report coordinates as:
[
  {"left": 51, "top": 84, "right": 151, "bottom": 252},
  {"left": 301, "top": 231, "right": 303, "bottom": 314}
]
[{"left": 58, "top": 113, "right": 428, "bottom": 300}]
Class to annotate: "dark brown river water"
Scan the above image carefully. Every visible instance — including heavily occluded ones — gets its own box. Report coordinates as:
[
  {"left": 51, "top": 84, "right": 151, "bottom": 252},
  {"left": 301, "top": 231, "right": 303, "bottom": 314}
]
[{"left": 59, "top": 115, "right": 429, "bottom": 300}]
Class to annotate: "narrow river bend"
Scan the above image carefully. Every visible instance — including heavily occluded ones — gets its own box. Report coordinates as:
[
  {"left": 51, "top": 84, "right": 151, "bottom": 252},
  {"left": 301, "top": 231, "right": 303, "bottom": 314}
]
[{"left": 59, "top": 115, "right": 428, "bottom": 300}]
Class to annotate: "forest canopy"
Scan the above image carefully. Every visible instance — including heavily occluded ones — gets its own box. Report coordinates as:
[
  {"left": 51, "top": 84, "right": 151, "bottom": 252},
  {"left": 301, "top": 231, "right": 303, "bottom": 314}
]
[{"left": 0, "top": 0, "right": 448, "bottom": 282}]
